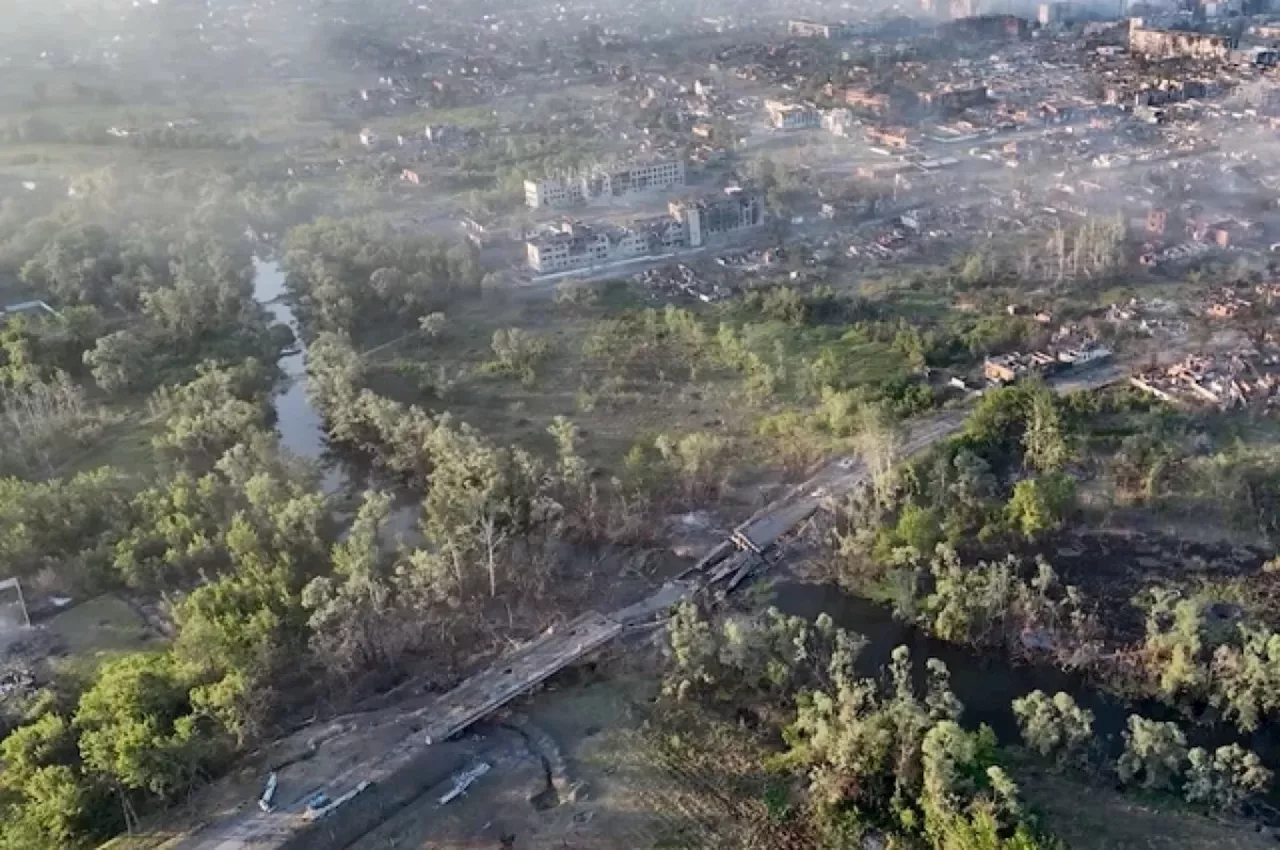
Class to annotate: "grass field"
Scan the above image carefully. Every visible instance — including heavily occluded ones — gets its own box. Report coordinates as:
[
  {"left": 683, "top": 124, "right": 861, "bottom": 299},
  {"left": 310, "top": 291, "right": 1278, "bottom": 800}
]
[
  {"left": 44, "top": 593, "right": 161, "bottom": 681},
  {"left": 364, "top": 288, "right": 767, "bottom": 475},
  {"left": 1021, "top": 771, "right": 1274, "bottom": 850}
]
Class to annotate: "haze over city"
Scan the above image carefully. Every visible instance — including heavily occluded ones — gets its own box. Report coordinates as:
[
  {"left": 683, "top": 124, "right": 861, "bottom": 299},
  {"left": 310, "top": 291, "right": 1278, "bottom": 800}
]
[{"left": 3, "top": 1, "right": 1280, "bottom": 849}]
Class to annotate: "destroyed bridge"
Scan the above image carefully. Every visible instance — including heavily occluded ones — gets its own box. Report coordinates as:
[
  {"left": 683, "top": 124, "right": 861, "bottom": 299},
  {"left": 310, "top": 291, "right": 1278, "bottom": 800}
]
[
  {"left": 418, "top": 495, "right": 820, "bottom": 745},
  {"left": 177, "top": 489, "right": 828, "bottom": 850}
]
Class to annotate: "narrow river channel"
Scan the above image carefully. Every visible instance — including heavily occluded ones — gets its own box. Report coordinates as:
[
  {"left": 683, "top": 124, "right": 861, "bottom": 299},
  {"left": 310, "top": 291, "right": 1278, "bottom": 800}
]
[
  {"left": 252, "top": 257, "right": 420, "bottom": 534},
  {"left": 252, "top": 258, "right": 332, "bottom": 468},
  {"left": 250, "top": 259, "right": 1280, "bottom": 814},
  {"left": 771, "top": 579, "right": 1280, "bottom": 801}
]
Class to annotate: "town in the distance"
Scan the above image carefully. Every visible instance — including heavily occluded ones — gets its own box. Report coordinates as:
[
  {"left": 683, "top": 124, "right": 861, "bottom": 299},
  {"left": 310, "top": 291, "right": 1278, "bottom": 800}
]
[{"left": 4, "top": 1, "right": 1280, "bottom": 849}]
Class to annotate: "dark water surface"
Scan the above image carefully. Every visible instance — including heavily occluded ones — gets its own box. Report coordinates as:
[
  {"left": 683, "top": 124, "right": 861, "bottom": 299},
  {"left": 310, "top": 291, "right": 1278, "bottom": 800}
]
[
  {"left": 252, "top": 258, "right": 334, "bottom": 473},
  {"left": 252, "top": 258, "right": 418, "bottom": 540},
  {"left": 769, "top": 580, "right": 1280, "bottom": 773}
]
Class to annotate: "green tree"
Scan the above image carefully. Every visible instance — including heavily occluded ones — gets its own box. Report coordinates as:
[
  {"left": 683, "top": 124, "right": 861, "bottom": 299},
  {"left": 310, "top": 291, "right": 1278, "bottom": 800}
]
[
  {"left": 1011, "top": 691, "right": 1093, "bottom": 766},
  {"left": 84, "top": 330, "right": 151, "bottom": 394},
  {"left": 857, "top": 403, "right": 902, "bottom": 509},
  {"left": 816, "top": 386, "right": 862, "bottom": 436},
  {"left": 1212, "top": 624, "right": 1280, "bottom": 733},
  {"left": 1116, "top": 715, "right": 1186, "bottom": 792},
  {"left": 893, "top": 326, "right": 928, "bottom": 374},
  {"left": 284, "top": 216, "right": 478, "bottom": 335},
  {"left": 0, "top": 765, "right": 101, "bottom": 850},
  {"left": 302, "top": 490, "right": 405, "bottom": 676},
  {"left": 113, "top": 439, "right": 327, "bottom": 593},
  {"left": 921, "top": 720, "right": 986, "bottom": 823},
  {"left": 74, "top": 653, "right": 230, "bottom": 803},
  {"left": 484, "top": 327, "right": 549, "bottom": 384},
  {"left": 149, "top": 360, "right": 273, "bottom": 473},
  {"left": 663, "top": 601, "right": 720, "bottom": 700},
  {"left": 652, "top": 431, "right": 732, "bottom": 504},
  {"left": 548, "top": 415, "right": 588, "bottom": 494},
  {"left": 418, "top": 311, "right": 447, "bottom": 338},
  {"left": 1023, "top": 391, "right": 1068, "bottom": 473},
  {"left": 963, "top": 384, "right": 1036, "bottom": 464},
  {"left": 422, "top": 420, "right": 543, "bottom": 596},
  {"left": 1183, "top": 745, "right": 1272, "bottom": 811},
  {"left": 1004, "top": 473, "right": 1076, "bottom": 540},
  {"left": 0, "top": 713, "right": 78, "bottom": 793},
  {"left": 1139, "top": 588, "right": 1208, "bottom": 702},
  {"left": 958, "top": 249, "right": 993, "bottom": 288},
  {"left": 20, "top": 224, "right": 125, "bottom": 308},
  {"left": 945, "top": 448, "right": 999, "bottom": 538},
  {"left": 173, "top": 540, "right": 306, "bottom": 742},
  {"left": 924, "top": 549, "right": 1016, "bottom": 645},
  {"left": 0, "top": 468, "right": 132, "bottom": 590},
  {"left": 896, "top": 503, "right": 942, "bottom": 556}
]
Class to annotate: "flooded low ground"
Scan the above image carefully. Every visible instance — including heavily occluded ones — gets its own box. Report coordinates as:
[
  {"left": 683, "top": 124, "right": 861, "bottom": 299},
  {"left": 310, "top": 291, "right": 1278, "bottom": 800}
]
[
  {"left": 1022, "top": 529, "right": 1269, "bottom": 641},
  {"left": 773, "top": 576, "right": 1280, "bottom": 783}
]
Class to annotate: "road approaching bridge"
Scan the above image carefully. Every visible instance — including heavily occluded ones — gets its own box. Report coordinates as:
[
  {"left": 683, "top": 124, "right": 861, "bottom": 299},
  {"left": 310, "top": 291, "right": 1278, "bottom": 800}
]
[
  {"left": 170, "top": 366, "right": 1126, "bottom": 850},
  {"left": 417, "top": 611, "right": 622, "bottom": 744}
]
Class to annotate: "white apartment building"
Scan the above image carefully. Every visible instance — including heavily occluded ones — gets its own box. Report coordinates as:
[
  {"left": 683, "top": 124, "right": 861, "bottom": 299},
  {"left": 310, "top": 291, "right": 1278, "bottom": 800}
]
[
  {"left": 526, "top": 191, "right": 765, "bottom": 275},
  {"left": 526, "top": 215, "right": 690, "bottom": 274},
  {"left": 765, "top": 100, "right": 822, "bottom": 130},
  {"left": 526, "top": 223, "right": 609, "bottom": 272},
  {"left": 524, "top": 158, "right": 687, "bottom": 209},
  {"left": 524, "top": 178, "right": 587, "bottom": 208}
]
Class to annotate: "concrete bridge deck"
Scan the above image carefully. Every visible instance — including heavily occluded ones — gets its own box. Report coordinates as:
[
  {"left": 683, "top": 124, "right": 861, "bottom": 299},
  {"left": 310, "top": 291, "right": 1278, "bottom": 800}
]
[{"left": 417, "top": 611, "right": 623, "bottom": 744}]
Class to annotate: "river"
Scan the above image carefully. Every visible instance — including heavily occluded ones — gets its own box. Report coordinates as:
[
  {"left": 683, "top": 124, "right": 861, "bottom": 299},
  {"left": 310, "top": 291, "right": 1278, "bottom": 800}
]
[
  {"left": 252, "top": 258, "right": 332, "bottom": 466},
  {"left": 249, "top": 258, "right": 1280, "bottom": 807},
  {"left": 252, "top": 257, "right": 421, "bottom": 536},
  {"left": 771, "top": 580, "right": 1280, "bottom": 783}
]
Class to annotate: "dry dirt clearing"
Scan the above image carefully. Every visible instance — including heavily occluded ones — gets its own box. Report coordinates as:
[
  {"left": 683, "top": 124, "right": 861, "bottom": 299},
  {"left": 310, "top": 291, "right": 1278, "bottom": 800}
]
[{"left": 348, "top": 672, "right": 808, "bottom": 850}]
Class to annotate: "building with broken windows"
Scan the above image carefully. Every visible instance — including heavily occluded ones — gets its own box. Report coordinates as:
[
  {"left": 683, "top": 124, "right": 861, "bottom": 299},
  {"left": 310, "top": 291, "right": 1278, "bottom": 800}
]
[
  {"left": 668, "top": 192, "right": 765, "bottom": 247},
  {"left": 523, "top": 158, "right": 686, "bottom": 209},
  {"left": 1128, "top": 24, "right": 1236, "bottom": 61},
  {"left": 525, "top": 191, "right": 765, "bottom": 274}
]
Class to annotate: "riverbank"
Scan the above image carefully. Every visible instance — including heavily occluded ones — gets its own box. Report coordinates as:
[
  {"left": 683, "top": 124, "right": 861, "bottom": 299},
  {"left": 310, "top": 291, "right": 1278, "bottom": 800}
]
[
  {"left": 341, "top": 606, "right": 1276, "bottom": 850},
  {"left": 252, "top": 257, "right": 346, "bottom": 492}
]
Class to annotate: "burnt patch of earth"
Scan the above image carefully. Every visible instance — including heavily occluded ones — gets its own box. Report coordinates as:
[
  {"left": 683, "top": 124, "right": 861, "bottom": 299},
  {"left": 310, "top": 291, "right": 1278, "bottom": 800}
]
[{"left": 1028, "top": 530, "right": 1269, "bottom": 641}]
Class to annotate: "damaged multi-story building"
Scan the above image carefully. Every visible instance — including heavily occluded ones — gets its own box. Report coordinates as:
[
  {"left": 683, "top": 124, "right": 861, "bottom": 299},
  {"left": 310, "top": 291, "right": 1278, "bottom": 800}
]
[
  {"left": 920, "top": 84, "right": 990, "bottom": 112},
  {"left": 668, "top": 192, "right": 765, "bottom": 247},
  {"left": 766, "top": 99, "right": 822, "bottom": 129},
  {"left": 844, "top": 88, "right": 891, "bottom": 112},
  {"left": 526, "top": 217, "right": 684, "bottom": 273},
  {"left": 525, "top": 191, "right": 764, "bottom": 273},
  {"left": 1128, "top": 23, "right": 1237, "bottom": 61},
  {"left": 524, "top": 158, "right": 687, "bottom": 209},
  {"left": 787, "top": 19, "right": 855, "bottom": 39}
]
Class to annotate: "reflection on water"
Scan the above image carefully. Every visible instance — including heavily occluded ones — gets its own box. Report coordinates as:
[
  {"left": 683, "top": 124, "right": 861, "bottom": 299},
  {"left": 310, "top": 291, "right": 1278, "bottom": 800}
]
[
  {"left": 769, "top": 580, "right": 1280, "bottom": 775},
  {"left": 252, "top": 257, "right": 419, "bottom": 536},
  {"left": 252, "top": 257, "right": 343, "bottom": 492}
]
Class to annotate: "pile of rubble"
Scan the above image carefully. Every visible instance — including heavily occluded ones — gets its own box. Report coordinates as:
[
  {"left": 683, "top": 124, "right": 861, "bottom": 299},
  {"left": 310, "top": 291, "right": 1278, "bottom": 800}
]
[
  {"left": 1105, "top": 297, "right": 1189, "bottom": 338},
  {"left": 0, "top": 666, "right": 36, "bottom": 703},
  {"left": 714, "top": 247, "right": 783, "bottom": 272},
  {"left": 1132, "top": 351, "right": 1280, "bottom": 409},
  {"left": 984, "top": 342, "right": 1113, "bottom": 385},
  {"left": 634, "top": 264, "right": 730, "bottom": 303}
]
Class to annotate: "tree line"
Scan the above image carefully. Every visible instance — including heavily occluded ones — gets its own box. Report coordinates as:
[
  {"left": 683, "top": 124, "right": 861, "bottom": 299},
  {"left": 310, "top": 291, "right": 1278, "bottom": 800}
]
[{"left": 661, "top": 603, "right": 1272, "bottom": 850}]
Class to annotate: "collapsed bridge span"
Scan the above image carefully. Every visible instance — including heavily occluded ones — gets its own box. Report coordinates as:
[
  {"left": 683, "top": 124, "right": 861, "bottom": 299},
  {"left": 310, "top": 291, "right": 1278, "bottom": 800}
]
[{"left": 417, "top": 611, "right": 623, "bottom": 744}]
